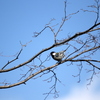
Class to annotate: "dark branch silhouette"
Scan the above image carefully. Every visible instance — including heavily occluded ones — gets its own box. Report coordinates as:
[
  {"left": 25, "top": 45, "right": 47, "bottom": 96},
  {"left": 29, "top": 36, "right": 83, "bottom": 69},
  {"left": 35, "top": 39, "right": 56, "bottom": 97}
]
[{"left": 0, "top": 0, "right": 100, "bottom": 100}]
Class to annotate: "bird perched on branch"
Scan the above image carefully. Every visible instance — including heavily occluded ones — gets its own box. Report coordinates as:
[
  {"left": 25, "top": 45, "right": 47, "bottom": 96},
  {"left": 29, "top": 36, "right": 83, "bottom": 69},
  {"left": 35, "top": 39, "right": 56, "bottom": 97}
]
[{"left": 50, "top": 46, "right": 70, "bottom": 63}]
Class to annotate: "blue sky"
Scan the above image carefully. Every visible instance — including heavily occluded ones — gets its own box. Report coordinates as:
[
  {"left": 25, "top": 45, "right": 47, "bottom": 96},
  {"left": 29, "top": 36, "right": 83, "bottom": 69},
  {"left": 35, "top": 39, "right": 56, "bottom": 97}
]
[{"left": 0, "top": 0, "right": 100, "bottom": 100}]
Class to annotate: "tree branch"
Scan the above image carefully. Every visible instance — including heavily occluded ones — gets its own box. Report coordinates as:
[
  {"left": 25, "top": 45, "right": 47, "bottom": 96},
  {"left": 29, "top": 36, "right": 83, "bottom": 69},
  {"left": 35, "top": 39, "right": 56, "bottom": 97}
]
[
  {"left": 1, "top": 48, "right": 23, "bottom": 70},
  {"left": 0, "top": 22, "right": 100, "bottom": 73}
]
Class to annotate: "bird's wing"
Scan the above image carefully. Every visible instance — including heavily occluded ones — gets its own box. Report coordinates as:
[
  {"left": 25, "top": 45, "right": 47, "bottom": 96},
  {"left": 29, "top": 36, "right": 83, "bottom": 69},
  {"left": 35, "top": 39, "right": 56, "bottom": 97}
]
[{"left": 55, "top": 53, "right": 59, "bottom": 57}]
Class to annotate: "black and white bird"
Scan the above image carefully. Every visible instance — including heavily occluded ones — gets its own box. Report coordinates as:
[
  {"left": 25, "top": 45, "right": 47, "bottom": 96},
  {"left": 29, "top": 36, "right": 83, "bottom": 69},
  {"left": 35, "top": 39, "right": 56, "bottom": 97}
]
[{"left": 50, "top": 46, "right": 69, "bottom": 62}]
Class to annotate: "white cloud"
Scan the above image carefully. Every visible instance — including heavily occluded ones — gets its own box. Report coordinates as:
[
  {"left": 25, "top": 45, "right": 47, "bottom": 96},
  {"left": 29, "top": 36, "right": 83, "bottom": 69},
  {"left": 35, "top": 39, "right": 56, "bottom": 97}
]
[{"left": 50, "top": 77, "right": 100, "bottom": 100}]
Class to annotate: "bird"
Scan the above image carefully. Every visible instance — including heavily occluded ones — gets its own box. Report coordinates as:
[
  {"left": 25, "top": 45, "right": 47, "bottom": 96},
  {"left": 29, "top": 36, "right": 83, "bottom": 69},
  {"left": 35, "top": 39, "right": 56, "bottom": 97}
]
[{"left": 50, "top": 46, "right": 70, "bottom": 62}]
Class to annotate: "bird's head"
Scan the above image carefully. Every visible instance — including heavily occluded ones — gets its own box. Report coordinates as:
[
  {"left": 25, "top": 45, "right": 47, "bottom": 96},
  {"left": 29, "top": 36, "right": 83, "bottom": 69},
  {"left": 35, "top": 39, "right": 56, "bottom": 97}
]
[{"left": 50, "top": 51, "right": 56, "bottom": 56}]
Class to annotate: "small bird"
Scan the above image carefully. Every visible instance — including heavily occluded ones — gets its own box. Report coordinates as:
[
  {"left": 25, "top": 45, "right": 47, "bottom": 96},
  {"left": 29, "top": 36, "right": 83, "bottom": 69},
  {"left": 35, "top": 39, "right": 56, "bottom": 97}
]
[{"left": 50, "top": 46, "right": 69, "bottom": 62}]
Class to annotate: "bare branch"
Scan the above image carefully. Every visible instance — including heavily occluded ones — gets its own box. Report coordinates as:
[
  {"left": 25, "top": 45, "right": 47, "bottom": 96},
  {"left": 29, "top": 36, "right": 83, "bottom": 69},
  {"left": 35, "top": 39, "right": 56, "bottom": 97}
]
[
  {"left": 0, "top": 0, "right": 100, "bottom": 93},
  {"left": 0, "top": 22, "right": 100, "bottom": 73},
  {"left": 0, "top": 63, "right": 59, "bottom": 89},
  {"left": 72, "top": 62, "right": 83, "bottom": 83},
  {"left": 1, "top": 48, "right": 23, "bottom": 70},
  {"left": 65, "top": 45, "right": 100, "bottom": 61},
  {"left": 86, "top": 61, "right": 100, "bottom": 70},
  {"left": 86, "top": 66, "right": 96, "bottom": 85},
  {"left": 68, "top": 59, "right": 100, "bottom": 70},
  {"left": 43, "top": 70, "right": 59, "bottom": 100},
  {"left": 69, "top": 59, "right": 100, "bottom": 63},
  {"left": 20, "top": 40, "right": 32, "bottom": 47},
  {"left": 55, "top": 1, "right": 67, "bottom": 37},
  {"left": 81, "top": 0, "right": 100, "bottom": 24},
  {"left": 66, "top": 40, "right": 87, "bottom": 59}
]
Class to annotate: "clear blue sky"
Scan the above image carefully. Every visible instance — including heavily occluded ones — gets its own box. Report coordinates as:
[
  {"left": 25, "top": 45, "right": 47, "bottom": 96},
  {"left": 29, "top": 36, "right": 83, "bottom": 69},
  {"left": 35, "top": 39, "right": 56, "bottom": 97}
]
[{"left": 0, "top": 0, "right": 100, "bottom": 100}]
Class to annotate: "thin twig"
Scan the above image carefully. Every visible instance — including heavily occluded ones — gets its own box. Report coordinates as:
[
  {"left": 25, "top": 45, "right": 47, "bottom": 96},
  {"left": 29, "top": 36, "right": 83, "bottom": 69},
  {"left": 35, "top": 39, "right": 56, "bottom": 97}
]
[{"left": 1, "top": 48, "right": 23, "bottom": 70}]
